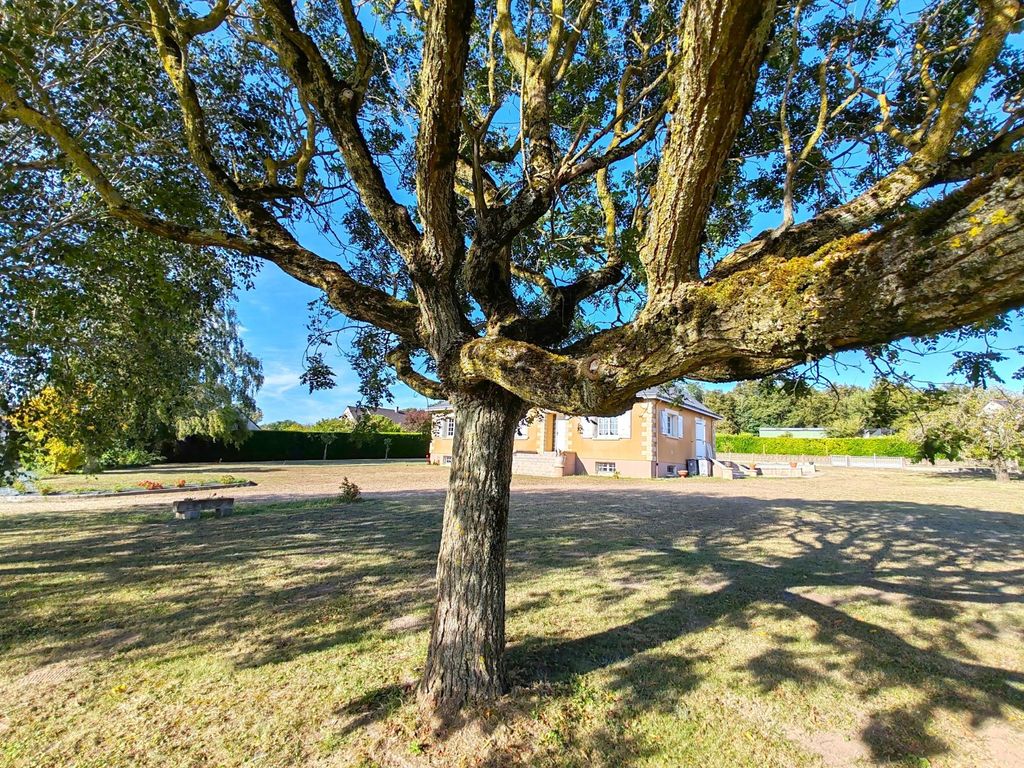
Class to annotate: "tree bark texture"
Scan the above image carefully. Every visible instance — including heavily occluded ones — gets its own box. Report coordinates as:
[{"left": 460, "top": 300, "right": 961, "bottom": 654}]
[{"left": 418, "top": 386, "right": 525, "bottom": 724}]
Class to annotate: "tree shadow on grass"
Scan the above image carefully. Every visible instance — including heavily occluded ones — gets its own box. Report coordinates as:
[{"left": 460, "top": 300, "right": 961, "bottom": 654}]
[
  {"left": 501, "top": 488, "right": 1024, "bottom": 765},
  {"left": 1, "top": 483, "right": 1022, "bottom": 766}
]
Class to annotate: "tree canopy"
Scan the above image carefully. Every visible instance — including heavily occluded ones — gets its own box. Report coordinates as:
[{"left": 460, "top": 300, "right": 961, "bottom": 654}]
[
  {"left": 911, "top": 389, "right": 1024, "bottom": 479},
  {"left": 2, "top": 0, "right": 1022, "bottom": 417}
]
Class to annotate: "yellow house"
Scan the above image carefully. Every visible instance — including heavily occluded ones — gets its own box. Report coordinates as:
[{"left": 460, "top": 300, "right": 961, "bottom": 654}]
[{"left": 428, "top": 387, "right": 721, "bottom": 478}]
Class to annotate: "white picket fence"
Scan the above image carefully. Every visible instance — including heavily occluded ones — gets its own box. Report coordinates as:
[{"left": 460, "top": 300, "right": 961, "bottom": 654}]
[
  {"left": 718, "top": 452, "right": 907, "bottom": 469},
  {"left": 718, "top": 452, "right": 991, "bottom": 471}
]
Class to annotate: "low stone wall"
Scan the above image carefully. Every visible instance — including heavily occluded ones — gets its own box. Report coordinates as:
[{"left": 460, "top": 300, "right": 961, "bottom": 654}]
[{"left": 511, "top": 451, "right": 576, "bottom": 477}]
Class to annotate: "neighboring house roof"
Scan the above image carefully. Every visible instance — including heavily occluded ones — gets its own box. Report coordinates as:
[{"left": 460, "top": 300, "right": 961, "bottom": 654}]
[
  {"left": 427, "top": 388, "right": 723, "bottom": 420},
  {"left": 982, "top": 399, "right": 1011, "bottom": 415},
  {"left": 342, "top": 406, "right": 414, "bottom": 428}
]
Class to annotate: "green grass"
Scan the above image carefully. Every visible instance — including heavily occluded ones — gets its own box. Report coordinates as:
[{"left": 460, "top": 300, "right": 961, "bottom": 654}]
[{"left": 1, "top": 473, "right": 1022, "bottom": 767}]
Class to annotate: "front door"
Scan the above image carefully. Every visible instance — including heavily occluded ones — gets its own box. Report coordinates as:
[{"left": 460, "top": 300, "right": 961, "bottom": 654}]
[
  {"left": 554, "top": 418, "right": 569, "bottom": 452},
  {"left": 695, "top": 419, "right": 707, "bottom": 458}
]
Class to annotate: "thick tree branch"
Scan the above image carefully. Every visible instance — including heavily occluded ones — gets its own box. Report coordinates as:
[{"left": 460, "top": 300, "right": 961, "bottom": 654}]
[
  {"left": 640, "top": 0, "right": 776, "bottom": 290},
  {"left": 387, "top": 346, "right": 447, "bottom": 399},
  {"left": 714, "top": 0, "right": 1021, "bottom": 280},
  {"left": 415, "top": 0, "right": 474, "bottom": 276},
  {"left": 459, "top": 159, "right": 1024, "bottom": 413}
]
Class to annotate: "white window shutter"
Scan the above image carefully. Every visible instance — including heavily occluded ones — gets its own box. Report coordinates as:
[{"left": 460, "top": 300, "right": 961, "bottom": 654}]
[
  {"left": 617, "top": 410, "right": 632, "bottom": 439},
  {"left": 580, "top": 417, "right": 596, "bottom": 438},
  {"left": 661, "top": 411, "right": 669, "bottom": 435}
]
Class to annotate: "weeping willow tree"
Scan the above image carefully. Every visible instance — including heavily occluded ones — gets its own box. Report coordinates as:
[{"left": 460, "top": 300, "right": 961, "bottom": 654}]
[{"left": 2, "top": 0, "right": 1022, "bottom": 721}]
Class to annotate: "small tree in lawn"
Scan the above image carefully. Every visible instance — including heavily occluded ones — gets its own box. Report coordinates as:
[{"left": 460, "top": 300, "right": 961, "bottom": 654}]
[
  {"left": 319, "top": 432, "right": 338, "bottom": 461},
  {"left": 912, "top": 392, "right": 1024, "bottom": 482}
]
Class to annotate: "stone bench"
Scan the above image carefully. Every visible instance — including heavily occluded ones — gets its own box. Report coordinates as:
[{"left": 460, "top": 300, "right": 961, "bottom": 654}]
[{"left": 173, "top": 497, "right": 234, "bottom": 520}]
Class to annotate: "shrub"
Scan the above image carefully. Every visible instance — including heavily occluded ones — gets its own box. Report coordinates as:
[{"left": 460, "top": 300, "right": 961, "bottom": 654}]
[
  {"left": 99, "top": 445, "right": 164, "bottom": 470},
  {"left": 715, "top": 433, "right": 918, "bottom": 458},
  {"left": 176, "top": 479, "right": 187, "bottom": 488},
  {"left": 137, "top": 480, "right": 164, "bottom": 490},
  {"left": 338, "top": 477, "right": 361, "bottom": 503}
]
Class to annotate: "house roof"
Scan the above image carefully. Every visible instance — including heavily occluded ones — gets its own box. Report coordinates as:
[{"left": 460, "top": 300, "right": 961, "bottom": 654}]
[
  {"left": 342, "top": 406, "right": 414, "bottom": 427},
  {"left": 635, "top": 387, "right": 723, "bottom": 420},
  {"left": 426, "top": 388, "right": 722, "bottom": 420}
]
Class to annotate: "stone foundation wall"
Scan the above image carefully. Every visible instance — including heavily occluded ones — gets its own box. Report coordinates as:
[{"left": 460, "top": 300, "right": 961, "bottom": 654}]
[{"left": 574, "top": 457, "right": 654, "bottom": 479}]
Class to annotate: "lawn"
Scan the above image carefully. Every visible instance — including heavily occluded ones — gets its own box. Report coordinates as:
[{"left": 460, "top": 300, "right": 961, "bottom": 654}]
[
  {"left": 1, "top": 465, "right": 1022, "bottom": 767},
  {"left": 30, "top": 459, "right": 428, "bottom": 494}
]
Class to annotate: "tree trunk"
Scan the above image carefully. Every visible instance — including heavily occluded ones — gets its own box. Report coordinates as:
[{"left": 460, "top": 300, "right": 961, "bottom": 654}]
[
  {"left": 418, "top": 386, "right": 524, "bottom": 726},
  {"left": 993, "top": 460, "right": 1011, "bottom": 482}
]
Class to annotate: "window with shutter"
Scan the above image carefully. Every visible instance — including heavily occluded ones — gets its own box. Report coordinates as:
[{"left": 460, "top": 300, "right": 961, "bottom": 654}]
[{"left": 662, "top": 411, "right": 682, "bottom": 438}]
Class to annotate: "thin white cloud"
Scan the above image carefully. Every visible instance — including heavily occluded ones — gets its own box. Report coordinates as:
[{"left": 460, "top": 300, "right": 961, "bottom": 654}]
[{"left": 262, "top": 368, "right": 302, "bottom": 398}]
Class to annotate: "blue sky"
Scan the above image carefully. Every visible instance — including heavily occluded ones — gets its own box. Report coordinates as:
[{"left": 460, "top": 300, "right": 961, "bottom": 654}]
[{"left": 238, "top": 263, "right": 444, "bottom": 424}]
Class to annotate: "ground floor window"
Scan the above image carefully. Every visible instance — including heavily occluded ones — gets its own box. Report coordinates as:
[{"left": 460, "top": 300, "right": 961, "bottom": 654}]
[
  {"left": 596, "top": 461, "right": 617, "bottom": 476},
  {"left": 441, "top": 455, "right": 452, "bottom": 465},
  {"left": 666, "top": 464, "right": 677, "bottom": 476}
]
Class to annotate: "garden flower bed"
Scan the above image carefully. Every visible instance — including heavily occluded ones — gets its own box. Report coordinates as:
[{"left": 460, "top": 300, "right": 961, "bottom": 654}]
[{"left": 11, "top": 476, "right": 255, "bottom": 499}]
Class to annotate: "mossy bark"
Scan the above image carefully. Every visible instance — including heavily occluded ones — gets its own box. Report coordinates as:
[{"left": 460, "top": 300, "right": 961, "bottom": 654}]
[{"left": 417, "top": 386, "right": 524, "bottom": 725}]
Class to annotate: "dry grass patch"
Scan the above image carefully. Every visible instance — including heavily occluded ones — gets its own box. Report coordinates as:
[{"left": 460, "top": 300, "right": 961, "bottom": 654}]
[{"left": 1, "top": 465, "right": 1022, "bottom": 767}]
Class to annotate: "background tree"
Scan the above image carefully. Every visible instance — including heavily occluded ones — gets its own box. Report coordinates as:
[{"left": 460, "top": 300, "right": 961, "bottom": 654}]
[
  {"left": 696, "top": 377, "right": 966, "bottom": 436},
  {"left": 402, "top": 408, "right": 435, "bottom": 435},
  {"left": 3, "top": 0, "right": 1024, "bottom": 723},
  {"left": 260, "top": 419, "right": 306, "bottom": 431},
  {"left": 911, "top": 390, "right": 1023, "bottom": 480},
  {"left": 1, "top": 219, "right": 263, "bottom": 472}
]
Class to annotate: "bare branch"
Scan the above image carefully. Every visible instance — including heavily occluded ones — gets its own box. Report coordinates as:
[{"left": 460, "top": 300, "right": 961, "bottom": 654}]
[{"left": 258, "top": 0, "right": 422, "bottom": 259}]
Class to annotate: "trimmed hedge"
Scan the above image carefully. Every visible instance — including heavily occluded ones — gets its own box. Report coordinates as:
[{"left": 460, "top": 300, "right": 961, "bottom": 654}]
[
  {"left": 163, "top": 430, "right": 429, "bottom": 463},
  {"left": 715, "top": 433, "right": 918, "bottom": 458}
]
